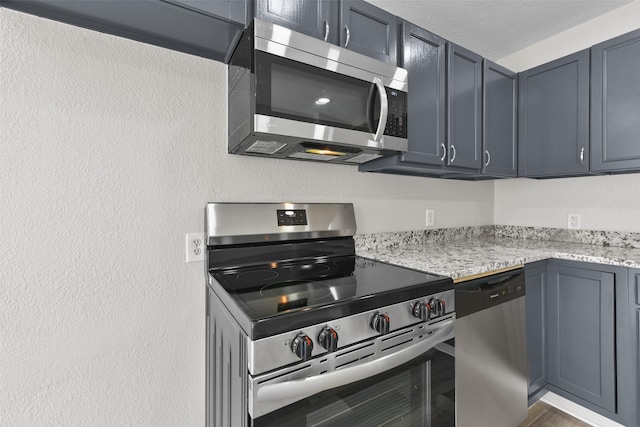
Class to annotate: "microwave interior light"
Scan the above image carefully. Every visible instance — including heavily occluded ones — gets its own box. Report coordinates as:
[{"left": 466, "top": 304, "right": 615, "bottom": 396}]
[
  {"left": 315, "top": 97, "right": 331, "bottom": 106},
  {"left": 306, "top": 148, "right": 347, "bottom": 156}
]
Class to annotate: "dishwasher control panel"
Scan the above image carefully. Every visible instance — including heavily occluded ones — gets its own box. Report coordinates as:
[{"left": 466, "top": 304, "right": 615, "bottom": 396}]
[{"left": 455, "top": 268, "right": 525, "bottom": 318}]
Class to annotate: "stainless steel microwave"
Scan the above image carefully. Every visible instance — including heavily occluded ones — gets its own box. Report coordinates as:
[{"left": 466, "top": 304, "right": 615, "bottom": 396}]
[{"left": 228, "top": 19, "right": 408, "bottom": 165}]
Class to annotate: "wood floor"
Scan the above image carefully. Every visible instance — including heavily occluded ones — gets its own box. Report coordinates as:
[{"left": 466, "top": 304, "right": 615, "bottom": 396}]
[{"left": 519, "top": 401, "right": 592, "bottom": 427}]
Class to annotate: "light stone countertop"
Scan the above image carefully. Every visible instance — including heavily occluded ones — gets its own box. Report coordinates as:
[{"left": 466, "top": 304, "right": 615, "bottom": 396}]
[{"left": 356, "top": 236, "right": 640, "bottom": 280}]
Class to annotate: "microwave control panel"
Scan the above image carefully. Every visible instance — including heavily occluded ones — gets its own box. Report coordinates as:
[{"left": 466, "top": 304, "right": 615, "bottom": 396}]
[{"left": 385, "top": 89, "right": 407, "bottom": 138}]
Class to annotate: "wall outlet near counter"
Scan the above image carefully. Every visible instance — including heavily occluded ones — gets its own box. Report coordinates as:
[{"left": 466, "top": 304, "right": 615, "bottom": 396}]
[
  {"left": 186, "top": 232, "right": 205, "bottom": 263},
  {"left": 568, "top": 214, "right": 581, "bottom": 229},
  {"left": 426, "top": 209, "right": 435, "bottom": 227}
]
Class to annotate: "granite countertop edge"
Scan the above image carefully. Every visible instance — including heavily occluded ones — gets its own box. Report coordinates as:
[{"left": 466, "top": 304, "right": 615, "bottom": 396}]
[{"left": 355, "top": 237, "right": 640, "bottom": 280}]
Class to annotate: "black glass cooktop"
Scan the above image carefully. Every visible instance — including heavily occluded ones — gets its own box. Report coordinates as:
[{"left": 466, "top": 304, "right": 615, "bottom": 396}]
[{"left": 211, "top": 256, "right": 453, "bottom": 339}]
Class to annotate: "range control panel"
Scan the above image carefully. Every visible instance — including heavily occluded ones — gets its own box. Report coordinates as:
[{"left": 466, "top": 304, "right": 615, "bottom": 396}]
[
  {"left": 277, "top": 209, "right": 308, "bottom": 226},
  {"left": 247, "top": 289, "right": 455, "bottom": 375}
]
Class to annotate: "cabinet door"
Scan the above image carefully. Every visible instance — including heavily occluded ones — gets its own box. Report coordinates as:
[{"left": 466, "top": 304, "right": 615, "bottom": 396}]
[
  {"left": 447, "top": 43, "right": 483, "bottom": 170},
  {"left": 591, "top": 29, "right": 640, "bottom": 173},
  {"left": 483, "top": 60, "right": 517, "bottom": 177},
  {"left": 339, "top": 0, "right": 397, "bottom": 64},
  {"left": 525, "top": 262, "right": 547, "bottom": 398},
  {"left": 547, "top": 263, "right": 616, "bottom": 412},
  {"left": 254, "top": 0, "right": 336, "bottom": 44},
  {"left": 518, "top": 50, "right": 590, "bottom": 177},
  {"left": 628, "top": 269, "right": 640, "bottom": 427},
  {"left": 398, "top": 22, "right": 446, "bottom": 166}
]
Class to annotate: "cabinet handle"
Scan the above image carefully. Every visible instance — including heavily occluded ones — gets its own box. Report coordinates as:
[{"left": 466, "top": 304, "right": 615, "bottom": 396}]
[
  {"left": 440, "top": 143, "right": 446, "bottom": 162},
  {"left": 323, "top": 19, "right": 329, "bottom": 42},
  {"left": 450, "top": 145, "right": 456, "bottom": 163},
  {"left": 344, "top": 25, "right": 351, "bottom": 48},
  {"left": 580, "top": 147, "right": 585, "bottom": 164},
  {"left": 485, "top": 150, "right": 491, "bottom": 167}
]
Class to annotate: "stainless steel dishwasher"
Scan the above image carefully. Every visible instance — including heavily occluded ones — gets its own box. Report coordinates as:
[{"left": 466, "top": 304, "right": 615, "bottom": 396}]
[{"left": 454, "top": 268, "right": 528, "bottom": 427}]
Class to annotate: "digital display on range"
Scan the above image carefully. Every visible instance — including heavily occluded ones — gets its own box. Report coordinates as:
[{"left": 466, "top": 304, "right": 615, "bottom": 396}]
[{"left": 277, "top": 209, "right": 308, "bottom": 226}]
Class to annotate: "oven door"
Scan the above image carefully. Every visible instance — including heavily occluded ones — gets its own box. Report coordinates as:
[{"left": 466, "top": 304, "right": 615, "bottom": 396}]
[{"left": 249, "top": 319, "right": 455, "bottom": 427}]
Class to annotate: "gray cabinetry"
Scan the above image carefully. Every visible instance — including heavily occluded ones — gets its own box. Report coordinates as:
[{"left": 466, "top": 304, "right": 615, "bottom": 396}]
[
  {"left": 0, "top": 0, "right": 247, "bottom": 62},
  {"left": 542, "top": 260, "right": 636, "bottom": 425},
  {"left": 447, "top": 43, "right": 483, "bottom": 171},
  {"left": 483, "top": 60, "right": 517, "bottom": 177},
  {"left": 254, "top": 0, "right": 337, "bottom": 44},
  {"left": 546, "top": 261, "right": 616, "bottom": 412},
  {"left": 524, "top": 261, "right": 547, "bottom": 399},
  {"left": 591, "top": 29, "right": 640, "bottom": 173},
  {"left": 339, "top": 0, "right": 397, "bottom": 64},
  {"left": 397, "top": 22, "right": 447, "bottom": 167},
  {"left": 628, "top": 269, "right": 640, "bottom": 427},
  {"left": 518, "top": 50, "right": 590, "bottom": 177}
]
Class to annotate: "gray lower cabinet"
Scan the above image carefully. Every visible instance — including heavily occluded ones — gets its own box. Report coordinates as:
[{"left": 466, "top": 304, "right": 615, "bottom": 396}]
[
  {"left": 629, "top": 269, "right": 640, "bottom": 427},
  {"left": 525, "top": 259, "right": 636, "bottom": 425},
  {"left": 518, "top": 50, "right": 590, "bottom": 178},
  {"left": 0, "top": 0, "right": 247, "bottom": 62},
  {"left": 524, "top": 261, "right": 548, "bottom": 398},
  {"left": 339, "top": 0, "right": 397, "bottom": 64},
  {"left": 446, "top": 43, "right": 483, "bottom": 171},
  {"left": 483, "top": 60, "right": 517, "bottom": 177},
  {"left": 546, "top": 261, "right": 616, "bottom": 412},
  {"left": 591, "top": 28, "right": 640, "bottom": 173},
  {"left": 254, "top": 0, "right": 338, "bottom": 45}
]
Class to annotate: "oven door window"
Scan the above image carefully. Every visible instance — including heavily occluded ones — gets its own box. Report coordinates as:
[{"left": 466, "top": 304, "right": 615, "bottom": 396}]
[
  {"left": 251, "top": 346, "right": 454, "bottom": 427},
  {"left": 255, "top": 51, "right": 381, "bottom": 133}
]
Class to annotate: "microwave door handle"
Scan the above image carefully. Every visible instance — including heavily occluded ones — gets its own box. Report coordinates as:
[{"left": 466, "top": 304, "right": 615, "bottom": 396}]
[
  {"left": 372, "top": 76, "right": 388, "bottom": 142},
  {"left": 255, "top": 318, "right": 454, "bottom": 404}
]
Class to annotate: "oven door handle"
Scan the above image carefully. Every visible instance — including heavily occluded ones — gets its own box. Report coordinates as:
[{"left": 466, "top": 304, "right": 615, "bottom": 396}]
[{"left": 256, "top": 318, "right": 454, "bottom": 403}]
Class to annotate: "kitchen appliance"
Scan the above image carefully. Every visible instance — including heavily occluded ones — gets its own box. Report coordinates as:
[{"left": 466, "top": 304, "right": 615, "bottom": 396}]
[
  {"left": 205, "top": 203, "right": 455, "bottom": 426},
  {"left": 454, "top": 268, "right": 528, "bottom": 427},
  {"left": 227, "top": 19, "right": 408, "bottom": 165}
]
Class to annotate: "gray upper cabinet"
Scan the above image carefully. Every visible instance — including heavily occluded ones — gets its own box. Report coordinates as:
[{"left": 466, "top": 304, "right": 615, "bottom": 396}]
[
  {"left": 447, "top": 43, "right": 483, "bottom": 170},
  {"left": 0, "top": 0, "right": 247, "bottom": 62},
  {"left": 547, "top": 261, "right": 616, "bottom": 413},
  {"left": 591, "top": 29, "right": 640, "bottom": 173},
  {"left": 518, "top": 50, "right": 590, "bottom": 177},
  {"left": 398, "top": 22, "right": 447, "bottom": 167},
  {"left": 339, "top": 0, "right": 397, "bottom": 64},
  {"left": 483, "top": 60, "right": 517, "bottom": 177},
  {"left": 254, "top": 0, "right": 337, "bottom": 45}
]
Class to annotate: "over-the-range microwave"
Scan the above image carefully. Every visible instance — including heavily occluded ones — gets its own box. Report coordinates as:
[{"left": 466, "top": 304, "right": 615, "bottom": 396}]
[{"left": 228, "top": 18, "right": 408, "bottom": 165}]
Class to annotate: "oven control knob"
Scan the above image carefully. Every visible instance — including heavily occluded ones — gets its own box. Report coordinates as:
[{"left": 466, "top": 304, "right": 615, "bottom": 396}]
[
  {"left": 428, "top": 298, "right": 446, "bottom": 317},
  {"left": 371, "top": 312, "right": 390, "bottom": 335},
  {"left": 291, "top": 333, "right": 314, "bottom": 361},
  {"left": 412, "top": 302, "right": 430, "bottom": 321},
  {"left": 318, "top": 327, "right": 338, "bottom": 352}
]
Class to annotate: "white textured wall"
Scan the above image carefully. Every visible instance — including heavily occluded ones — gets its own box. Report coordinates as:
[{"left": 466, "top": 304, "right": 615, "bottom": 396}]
[
  {"left": 0, "top": 9, "right": 492, "bottom": 425},
  {"left": 494, "top": 2, "right": 640, "bottom": 233},
  {"left": 497, "top": 0, "right": 640, "bottom": 72}
]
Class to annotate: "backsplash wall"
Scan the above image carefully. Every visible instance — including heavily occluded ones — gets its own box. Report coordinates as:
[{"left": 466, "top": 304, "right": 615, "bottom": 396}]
[{"left": 494, "top": 0, "right": 640, "bottom": 233}]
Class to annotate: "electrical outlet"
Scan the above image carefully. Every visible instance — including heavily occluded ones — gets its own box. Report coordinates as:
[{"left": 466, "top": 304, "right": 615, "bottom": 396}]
[
  {"left": 426, "top": 209, "right": 435, "bottom": 227},
  {"left": 186, "top": 232, "right": 205, "bottom": 263},
  {"left": 568, "top": 214, "right": 581, "bottom": 230}
]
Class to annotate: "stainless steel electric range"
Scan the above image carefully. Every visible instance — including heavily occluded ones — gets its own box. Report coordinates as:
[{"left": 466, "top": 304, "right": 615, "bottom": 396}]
[{"left": 205, "top": 203, "right": 455, "bottom": 427}]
